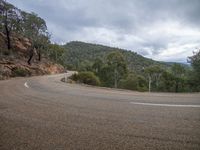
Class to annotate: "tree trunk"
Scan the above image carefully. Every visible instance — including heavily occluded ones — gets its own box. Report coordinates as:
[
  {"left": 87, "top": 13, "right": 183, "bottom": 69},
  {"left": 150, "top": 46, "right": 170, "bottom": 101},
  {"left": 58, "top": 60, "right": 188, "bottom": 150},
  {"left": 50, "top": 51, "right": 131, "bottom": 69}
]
[
  {"left": 38, "top": 52, "right": 41, "bottom": 61},
  {"left": 148, "top": 75, "right": 151, "bottom": 92},
  {"left": 4, "top": 21, "right": 11, "bottom": 50},
  {"left": 37, "top": 49, "right": 41, "bottom": 61},
  {"left": 55, "top": 50, "right": 57, "bottom": 63},
  {"left": 4, "top": 9, "right": 11, "bottom": 50},
  {"left": 114, "top": 69, "right": 118, "bottom": 88},
  {"left": 27, "top": 49, "right": 34, "bottom": 65},
  {"left": 175, "top": 81, "right": 179, "bottom": 93}
]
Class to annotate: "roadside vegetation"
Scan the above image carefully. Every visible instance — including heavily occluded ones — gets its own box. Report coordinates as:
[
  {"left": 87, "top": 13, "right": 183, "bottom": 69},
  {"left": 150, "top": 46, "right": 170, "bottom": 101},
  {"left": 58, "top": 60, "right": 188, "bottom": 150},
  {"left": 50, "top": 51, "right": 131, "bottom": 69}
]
[
  {"left": 11, "top": 67, "right": 31, "bottom": 77},
  {"left": 68, "top": 50, "right": 200, "bottom": 92},
  {"left": 69, "top": 71, "right": 100, "bottom": 86}
]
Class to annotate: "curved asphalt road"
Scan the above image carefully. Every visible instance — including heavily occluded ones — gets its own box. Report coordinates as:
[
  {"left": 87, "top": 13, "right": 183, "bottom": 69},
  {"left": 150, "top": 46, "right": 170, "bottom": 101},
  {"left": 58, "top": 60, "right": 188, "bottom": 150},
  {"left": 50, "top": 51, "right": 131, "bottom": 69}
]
[{"left": 0, "top": 72, "right": 200, "bottom": 150}]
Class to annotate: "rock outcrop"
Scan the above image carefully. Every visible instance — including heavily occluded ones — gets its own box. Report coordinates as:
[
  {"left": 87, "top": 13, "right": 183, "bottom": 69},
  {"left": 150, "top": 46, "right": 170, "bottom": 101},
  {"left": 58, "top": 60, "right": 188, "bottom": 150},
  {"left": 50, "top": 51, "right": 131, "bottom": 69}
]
[{"left": 0, "top": 32, "right": 64, "bottom": 80}]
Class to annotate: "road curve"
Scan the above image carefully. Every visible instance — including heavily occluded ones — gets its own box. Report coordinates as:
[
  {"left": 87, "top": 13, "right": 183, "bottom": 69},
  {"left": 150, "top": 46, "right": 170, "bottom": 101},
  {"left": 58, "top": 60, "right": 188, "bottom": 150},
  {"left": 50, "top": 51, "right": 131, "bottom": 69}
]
[{"left": 0, "top": 72, "right": 200, "bottom": 150}]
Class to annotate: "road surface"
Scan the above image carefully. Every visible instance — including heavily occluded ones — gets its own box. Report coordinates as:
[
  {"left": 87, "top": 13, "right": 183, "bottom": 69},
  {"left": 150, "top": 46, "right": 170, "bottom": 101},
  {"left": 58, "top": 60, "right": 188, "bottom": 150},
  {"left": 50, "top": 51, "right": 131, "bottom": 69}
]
[{"left": 0, "top": 72, "right": 200, "bottom": 150}]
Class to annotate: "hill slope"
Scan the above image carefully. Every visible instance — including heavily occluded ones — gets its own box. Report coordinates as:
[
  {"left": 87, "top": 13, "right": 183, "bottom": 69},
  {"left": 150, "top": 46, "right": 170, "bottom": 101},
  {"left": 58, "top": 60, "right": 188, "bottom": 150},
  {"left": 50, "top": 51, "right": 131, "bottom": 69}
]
[
  {"left": 63, "top": 41, "right": 170, "bottom": 73},
  {"left": 0, "top": 1, "right": 64, "bottom": 80},
  {"left": 0, "top": 32, "right": 64, "bottom": 80}
]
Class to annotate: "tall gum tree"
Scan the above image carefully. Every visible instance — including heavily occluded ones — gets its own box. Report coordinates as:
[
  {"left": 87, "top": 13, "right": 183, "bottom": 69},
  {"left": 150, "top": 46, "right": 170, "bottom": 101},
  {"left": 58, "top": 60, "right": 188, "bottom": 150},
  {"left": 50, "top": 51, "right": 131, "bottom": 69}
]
[
  {"left": 106, "top": 51, "right": 127, "bottom": 88},
  {"left": 0, "top": 0, "right": 20, "bottom": 50}
]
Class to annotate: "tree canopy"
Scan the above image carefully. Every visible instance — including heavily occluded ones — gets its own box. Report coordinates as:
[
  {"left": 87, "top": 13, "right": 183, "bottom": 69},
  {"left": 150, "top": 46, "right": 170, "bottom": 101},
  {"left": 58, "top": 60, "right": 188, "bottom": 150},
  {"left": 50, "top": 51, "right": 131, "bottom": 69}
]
[{"left": 0, "top": 0, "right": 51, "bottom": 64}]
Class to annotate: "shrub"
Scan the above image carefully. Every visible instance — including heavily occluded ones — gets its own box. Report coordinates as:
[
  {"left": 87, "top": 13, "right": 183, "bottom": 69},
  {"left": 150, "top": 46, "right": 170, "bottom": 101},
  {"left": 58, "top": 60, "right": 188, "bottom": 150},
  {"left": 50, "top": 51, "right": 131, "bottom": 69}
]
[
  {"left": 70, "top": 71, "right": 100, "bottom": 86},
  {"left": 119, "top": 74, "right": 138, "bottom": 90},
  {"left": 137, "top": 75, "right": 148, "bottom": 92},
  {"left": 12, "top": 67, "right": 31, "bottom": 77},
  {"left": 119, "top": 74, "right": 148, "bottom": 92},
  {"left": 69, "top": 73, "right": 79, "bottom": 81}
]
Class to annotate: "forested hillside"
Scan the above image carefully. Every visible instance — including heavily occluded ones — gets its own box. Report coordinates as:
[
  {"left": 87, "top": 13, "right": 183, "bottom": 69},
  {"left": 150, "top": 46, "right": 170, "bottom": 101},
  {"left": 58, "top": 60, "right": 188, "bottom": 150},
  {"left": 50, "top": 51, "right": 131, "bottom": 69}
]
[
  {"left": 64, "top": 41, "right": 200, "bottom": 92},
  {"left": 63, "top": 41, "right": 170, "bottom": 73},
  {"left": 0, "top": 0, "right": 64, "bottom": 79}
]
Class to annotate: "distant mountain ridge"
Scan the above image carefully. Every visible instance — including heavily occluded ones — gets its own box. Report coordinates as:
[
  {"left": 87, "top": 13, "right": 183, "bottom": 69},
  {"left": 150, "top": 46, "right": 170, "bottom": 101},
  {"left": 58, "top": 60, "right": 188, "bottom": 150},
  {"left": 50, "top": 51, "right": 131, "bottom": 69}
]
[{"left": 63, "top": 41, "right": 173, "bottom": 73}]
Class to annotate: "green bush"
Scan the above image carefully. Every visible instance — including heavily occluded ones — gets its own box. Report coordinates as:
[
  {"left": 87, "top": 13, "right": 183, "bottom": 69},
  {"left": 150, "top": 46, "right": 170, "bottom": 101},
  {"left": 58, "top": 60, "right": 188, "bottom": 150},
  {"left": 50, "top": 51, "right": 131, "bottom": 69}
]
[
  {"left": 69, "top": 73, "right": 79, "bottom": 81},
  {"left": 119, "top": 74, "right": 148, "bottom": 92},
  {"left": 119, "top": 75, "right": 138, "bottom": 90},
  {"left": 12, "top": 67, "right": 31, "bottom": 77},
  {"left": 70, "top": 71, "right": 100, "bottom": 86}
]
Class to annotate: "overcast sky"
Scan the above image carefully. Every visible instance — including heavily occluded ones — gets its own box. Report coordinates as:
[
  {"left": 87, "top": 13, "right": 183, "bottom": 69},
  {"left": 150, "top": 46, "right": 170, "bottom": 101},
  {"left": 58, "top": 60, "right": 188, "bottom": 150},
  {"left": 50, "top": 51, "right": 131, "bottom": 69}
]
[{"left": 7, "top": 0, "right": 200, "bottom": 63}]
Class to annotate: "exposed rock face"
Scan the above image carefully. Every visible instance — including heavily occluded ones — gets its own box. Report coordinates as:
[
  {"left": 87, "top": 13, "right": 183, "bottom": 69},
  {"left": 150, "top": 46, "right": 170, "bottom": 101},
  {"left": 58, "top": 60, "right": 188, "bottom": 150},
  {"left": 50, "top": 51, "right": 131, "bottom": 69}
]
[
  {"left": 0, "top": 58, "right": 65, "bottom": 80},
  {"left": 0, "top": 32, "right": 7, "bottom": 50},
  {"left": 12, "top": 36, "right": 32, "bottom": 53},
  {"left": 0, "top": 33, "right": 64, "bottom": 80},
  {"left": 39, "top": 63, "right": 65, "bottom": 75},
  {"left": 0, "top": 32, "right": 32, "bottom": 54}
]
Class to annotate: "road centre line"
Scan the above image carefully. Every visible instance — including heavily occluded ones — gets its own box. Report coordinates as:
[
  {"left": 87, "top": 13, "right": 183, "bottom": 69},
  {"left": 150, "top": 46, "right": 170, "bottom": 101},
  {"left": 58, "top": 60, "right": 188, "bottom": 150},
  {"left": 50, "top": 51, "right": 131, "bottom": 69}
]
[
  {"left": 24, "top": 82, "right": 29, "bottom": 88},
  {"left": 130, "top": 102, "right": 200, "bottom": 108}
]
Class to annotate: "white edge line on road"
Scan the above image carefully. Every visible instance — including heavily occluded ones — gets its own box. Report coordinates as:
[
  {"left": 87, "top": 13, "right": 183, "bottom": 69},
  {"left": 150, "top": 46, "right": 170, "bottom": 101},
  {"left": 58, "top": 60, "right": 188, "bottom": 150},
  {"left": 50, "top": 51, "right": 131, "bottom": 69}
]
[
  {"left": 24, "top": 82, "right": 29, "bottom": 88},
  {"left": 130, "top": 102, "right": 200, "bottom": 108}
]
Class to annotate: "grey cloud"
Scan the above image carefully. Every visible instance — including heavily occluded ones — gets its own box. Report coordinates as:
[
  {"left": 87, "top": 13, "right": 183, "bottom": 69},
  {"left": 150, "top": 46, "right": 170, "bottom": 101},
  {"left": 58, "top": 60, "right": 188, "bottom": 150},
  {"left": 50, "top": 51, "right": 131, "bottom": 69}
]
[
  {"left": 8, "top": 0, "right": 200, "bottom": 30},
  {"left": 7, "top": 0, "right": 200, "bottom": 62}
]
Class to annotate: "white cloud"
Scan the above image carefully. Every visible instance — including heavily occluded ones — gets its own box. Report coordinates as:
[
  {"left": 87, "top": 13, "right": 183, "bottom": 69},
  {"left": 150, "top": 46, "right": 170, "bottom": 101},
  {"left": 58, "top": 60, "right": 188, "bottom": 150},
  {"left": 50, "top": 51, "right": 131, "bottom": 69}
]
[{"left": 7, "top": 0, "right": 200, "bottom": 63}]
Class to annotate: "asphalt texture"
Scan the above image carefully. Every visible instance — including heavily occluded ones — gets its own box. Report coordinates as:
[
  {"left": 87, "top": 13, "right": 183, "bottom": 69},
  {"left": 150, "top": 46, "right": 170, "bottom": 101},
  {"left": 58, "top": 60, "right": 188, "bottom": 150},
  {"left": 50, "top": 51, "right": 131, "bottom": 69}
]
[{"left": 0, "top": 72, "right": 200, "bottom": 150}]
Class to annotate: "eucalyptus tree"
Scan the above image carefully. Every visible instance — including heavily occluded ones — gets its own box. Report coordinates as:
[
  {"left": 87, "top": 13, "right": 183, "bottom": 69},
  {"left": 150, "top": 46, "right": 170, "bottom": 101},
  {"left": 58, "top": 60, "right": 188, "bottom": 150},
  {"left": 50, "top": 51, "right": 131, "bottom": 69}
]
[
  {"left": 144, "top": 65, "right": 163, "bottom": 92},
  {"left": 171, "top": 63, "right": 185, "bottom": 92},
  {"left": 21, "top": 12, "right": 50, "bottom": 64},
  {"left": 92, "top": 58, "right": 103, "bottom": 75},
  {"left": 188, "top": 49, "right": 200, "bottom": 91},
  {"left": 106, "top": 51, "right": 127, "bottom": 88},
  {"left": 0, "top": 0, "right": 21, "bottom": 49},
  {"left": 48, "top": 44, "right": 65, "bottom": 65}
]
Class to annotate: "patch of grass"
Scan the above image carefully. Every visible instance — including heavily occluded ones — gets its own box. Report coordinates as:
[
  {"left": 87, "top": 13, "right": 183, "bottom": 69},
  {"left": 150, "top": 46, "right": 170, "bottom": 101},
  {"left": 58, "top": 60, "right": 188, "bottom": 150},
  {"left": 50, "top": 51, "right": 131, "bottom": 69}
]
[{"left": 12, "top": 67, "right": 31, "bottom": 77}]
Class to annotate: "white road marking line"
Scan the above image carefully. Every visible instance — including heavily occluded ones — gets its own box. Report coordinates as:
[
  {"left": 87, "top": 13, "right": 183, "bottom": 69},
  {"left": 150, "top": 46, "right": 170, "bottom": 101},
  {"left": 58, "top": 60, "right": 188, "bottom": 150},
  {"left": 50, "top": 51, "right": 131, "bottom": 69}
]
[
  {"left": 130, "top": 102, "right": 200, "bottom": 108},
  {"left": 24, "top": 82, "right": 29, "bottom": 88}
]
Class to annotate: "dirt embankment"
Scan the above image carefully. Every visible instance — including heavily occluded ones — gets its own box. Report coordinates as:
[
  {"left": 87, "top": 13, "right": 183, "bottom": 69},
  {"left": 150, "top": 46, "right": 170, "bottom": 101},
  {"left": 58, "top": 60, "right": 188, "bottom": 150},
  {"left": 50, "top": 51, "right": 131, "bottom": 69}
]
[{"left": 0, "top": 32, "right": 64, "bottom": 80}]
